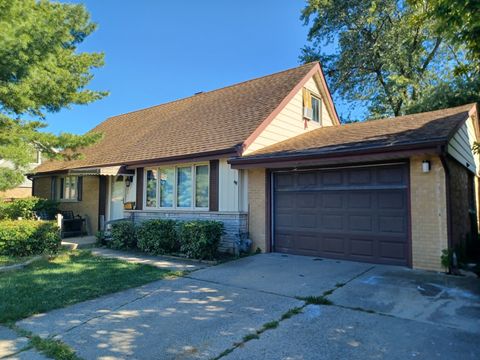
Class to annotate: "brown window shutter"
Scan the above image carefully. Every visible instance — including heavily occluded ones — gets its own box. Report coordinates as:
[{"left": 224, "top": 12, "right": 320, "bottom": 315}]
[
  {"left": 77, "top": 176, "right": 83, "bottom": 201},
  {"left": 136, "top": 168, "right": 144, "bottom": 210},
  {"left": 50, "top": 176, "right": 57, "bottom": 200},
  {"left": 209, "top": 160, "right": 219, "bottom": 211},
  {"left": 98, "top": 176, "right": 107, "bottom": 227}
]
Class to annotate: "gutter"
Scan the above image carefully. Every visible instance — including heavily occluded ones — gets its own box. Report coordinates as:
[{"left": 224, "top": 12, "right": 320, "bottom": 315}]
[
  {"left": 229, "top": 141, "right": 445, "bottom": 168},
  {"left": 439, "top": 146, "right": 453, "bottom": 252}
]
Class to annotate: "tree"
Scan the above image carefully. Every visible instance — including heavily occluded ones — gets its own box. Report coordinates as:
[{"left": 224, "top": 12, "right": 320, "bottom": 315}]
[
  {"left": 0, "top": 0, "right": 107, "bottom": 191},
  {"left": 410, "top": 0, "right": 480, "bottom": 73},
  {"left": 300, "top": 0, "right": 476, "bottom": 120}
]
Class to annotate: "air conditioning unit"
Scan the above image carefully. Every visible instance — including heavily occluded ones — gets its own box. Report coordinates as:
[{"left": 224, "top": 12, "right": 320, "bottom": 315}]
[{"left": 303, "top": 107, "right": 313, "bottom": 120}]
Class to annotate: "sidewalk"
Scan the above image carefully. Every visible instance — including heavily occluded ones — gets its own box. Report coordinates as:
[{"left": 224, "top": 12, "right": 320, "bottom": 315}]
[{"left": 90, "top": 248, "right": 211, "bottom": 271}]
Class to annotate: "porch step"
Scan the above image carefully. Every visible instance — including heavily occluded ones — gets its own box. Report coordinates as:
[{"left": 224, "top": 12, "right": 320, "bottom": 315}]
[{"left": 61, "top": 235, "right": 97, "bottom": 250}]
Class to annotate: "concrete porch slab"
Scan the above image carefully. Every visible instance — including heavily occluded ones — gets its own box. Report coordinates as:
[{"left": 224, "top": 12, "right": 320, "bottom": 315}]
[{"left": 61, "top": 236, "right": 96, "bottom": 250}]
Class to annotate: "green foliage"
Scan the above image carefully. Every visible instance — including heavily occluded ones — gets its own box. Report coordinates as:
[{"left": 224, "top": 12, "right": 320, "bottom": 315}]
[
  {"left": 0, "top": 0, "right": 107, "bottom": 191},
  {"left": 137, "top": 219, "right": 179, "bottom": 255},
  {"left": 0, "top": 197, "right": 59, "bottom": 220},
  {"left": 409, "top": 0, "right": 480, "bottom": 73},
  {"left": 108, "top": 221, "right": 137, "bottom": 250},
  {"left": 441, "top": 248, "right": 453, "bottom": 272},
  {"left": 30, "top": 335, "right": 81, "bottom": 360},
  {"left": 301, "top": 0, "right": 478, "bottom": 119},
  {"left": 178, "top": 221, "right": 224, "bottom": 260},
  {"left": 0, "top": 250, "right": 177, "bottom": 323},
  {"left": 0, "top": 220, "right": 60, "bottom": 257}
]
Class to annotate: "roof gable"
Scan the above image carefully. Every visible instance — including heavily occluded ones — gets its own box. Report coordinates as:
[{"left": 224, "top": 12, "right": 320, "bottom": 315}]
[{"left": 231, "top": 104, "right": 476, "bottom": 165}]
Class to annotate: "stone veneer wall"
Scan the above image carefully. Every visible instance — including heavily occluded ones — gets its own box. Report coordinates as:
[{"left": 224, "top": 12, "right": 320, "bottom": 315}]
[{"left": 125, "top": 210, "right": 248, "bottom": 253}]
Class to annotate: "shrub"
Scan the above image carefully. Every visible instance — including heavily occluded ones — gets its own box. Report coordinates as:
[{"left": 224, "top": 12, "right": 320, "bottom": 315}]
[
  {"left": 178, "top": 220, "right": 224, "bottom": 260},
  {"left": 0, "top": 220, "right": 61, "bottom": 257},
  {"left": 0, "top": 197, "right": 59, "bottom": 220},
  {"left": 108, "top": 221, "right": 136, "bottom": 250},
  {"left": 137, "top": 219, "right": 178, "bottom": 255}
]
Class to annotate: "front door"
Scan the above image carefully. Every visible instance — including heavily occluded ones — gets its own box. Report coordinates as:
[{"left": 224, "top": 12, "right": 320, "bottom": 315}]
[{"left": 110, "top": 176, "right": 125, "bottom": 220}]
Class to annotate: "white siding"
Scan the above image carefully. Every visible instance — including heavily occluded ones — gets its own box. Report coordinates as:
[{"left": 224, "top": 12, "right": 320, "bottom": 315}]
[
  {"left": 219, "top": 158, "right": 244, "bottom": 211},
  {"left": 244, "top": 73, "right": 334, "bottom": 154},
  {"left": 447, "top": 116, "right": 479, "bottom": 174}
]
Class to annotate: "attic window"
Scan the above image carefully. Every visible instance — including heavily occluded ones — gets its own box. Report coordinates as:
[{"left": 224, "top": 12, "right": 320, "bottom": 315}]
[
  {"left": 303, "top": 88, "right": 322, "bottom": 124},
  {"left": 311, "top": 95, "right": 321, "bottom": 123}
]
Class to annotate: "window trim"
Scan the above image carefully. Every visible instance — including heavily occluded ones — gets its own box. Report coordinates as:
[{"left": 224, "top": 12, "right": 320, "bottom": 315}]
[
  {"left": 310, "top": 94, "right": 322, "bottom": 124},
  {"left": 58, "top": 175, "right": 79, "bottom": 202},
  {"left": 143, "top": 163, "right": 210, "bottom": 211}
]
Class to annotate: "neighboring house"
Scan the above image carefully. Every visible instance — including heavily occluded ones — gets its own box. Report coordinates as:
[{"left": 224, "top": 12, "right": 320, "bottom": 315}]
[
  {"left": 0, "top": 150, "right": 42, "bottom": 199},
  {"left": 31, "top": 62, "right": 480, "bottom": 271}
]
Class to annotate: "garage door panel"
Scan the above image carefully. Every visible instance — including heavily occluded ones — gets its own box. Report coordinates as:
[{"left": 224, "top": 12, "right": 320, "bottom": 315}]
[
  {"left": 378, "top": 191, "right": 405, "bottom": 209},
  {"left": 322, "top": 214, "right": 343, "bottom": 230},
  {"left": 379, "top": 215, "right": 406, "bottom": 233},
  {"left": 348, "top": 215, "right": 374, "bottom": 232},
  {"left": 377, "top": 166, "right": 406, "bottom": 185},
  {"left": 273, "top": 164, "right": 409, "bottom": 266},
  {"left": 348, "top": 168, "right": 372, "bottom": 185},
  {"left": 349, "top": 238, "right": 374, "bottom": 257},
  {"left": 295, "top": 193, "right": 316, "bottom": 208},
  {"left": 323, "top": 236, "right": 346, "bottom": 255},
  {"left": 348, "top": 192, "right": 372, "bottom": 208},
  {"left": 322, "top": 193, "right": 344, "bottom": 209},
  {"left": 379, "top": 241, "right": 406, "bottom": 259}
]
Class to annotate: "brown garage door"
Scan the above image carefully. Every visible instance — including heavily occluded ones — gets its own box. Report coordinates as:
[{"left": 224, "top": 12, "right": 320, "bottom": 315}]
[{"left": 273, "top": 163, "right": 409, "bottom": 266}]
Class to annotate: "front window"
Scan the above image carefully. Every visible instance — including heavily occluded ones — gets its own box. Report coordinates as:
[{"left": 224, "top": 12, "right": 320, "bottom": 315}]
[
  {"left": 146, "top": 169, "right": 158, "bottom": 207},
  {"left": 160, "top": 168, "right": 174, "bottom": 207},
  {"left": 311, "top": 95, "right": 321, "bottom": 123},
  {"left": 195, "top": 165, "right": 209, "bottom": 208},
  {"left": 59, "top": 176, "right": 78, "bottom": 200},
  {"left": 177, "top": 166, "right": 192, "bottom": 208},
  {"left": 145, "top": 163, "right": 209, "bottom": 210}
]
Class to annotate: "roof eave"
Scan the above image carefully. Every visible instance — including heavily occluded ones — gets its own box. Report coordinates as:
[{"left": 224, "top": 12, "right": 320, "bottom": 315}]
[{"left": 229, "top": 141, "right": 445, "bottom": 169}]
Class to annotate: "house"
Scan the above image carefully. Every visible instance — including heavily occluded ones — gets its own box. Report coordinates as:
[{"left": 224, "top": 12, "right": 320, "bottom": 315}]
[
  {"left": 31, "top": 62, "right": 480, "bottom": 271},
  {"left": 1, "top": 150, "right": 42, "bottom": 200}
]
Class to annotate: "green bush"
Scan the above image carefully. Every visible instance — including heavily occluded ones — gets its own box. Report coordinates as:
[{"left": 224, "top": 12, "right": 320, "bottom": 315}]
[
  {"left": 178, "top": 220, "right": 224, "bottom": 260},
  {"left": 0, "top": 197, "right": 59, "bottom": 220},
  {"left": 137, "top": 219, "right": 178, "bottom": 255},
  {"left": 0, "top": 220, "right": 61, "bottom": 257},
  {"left": 108, "top": 221, "right": 136, "bottom": 250}
]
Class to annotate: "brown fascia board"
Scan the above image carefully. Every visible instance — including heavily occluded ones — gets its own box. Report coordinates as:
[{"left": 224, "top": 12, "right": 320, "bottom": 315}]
[
  {"left": 228, "top": 141, "right": 445, "bottom": 169},
  {"left": 31, "top": 147, "right": 240, "bottom": 176}
]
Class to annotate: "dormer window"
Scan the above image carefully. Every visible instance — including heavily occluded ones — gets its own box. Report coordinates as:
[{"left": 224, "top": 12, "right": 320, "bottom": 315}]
[
  {"left": 303, "top": 88, "right": 322, "bottom": 125},
  {"left": 311, "top": 95, "right": 321, "bottom": 123}
]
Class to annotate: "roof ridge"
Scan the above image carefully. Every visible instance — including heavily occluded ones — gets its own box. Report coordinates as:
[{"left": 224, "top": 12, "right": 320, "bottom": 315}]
[{"left": 99, "top": 62, "right": 319, "bottom": 122}]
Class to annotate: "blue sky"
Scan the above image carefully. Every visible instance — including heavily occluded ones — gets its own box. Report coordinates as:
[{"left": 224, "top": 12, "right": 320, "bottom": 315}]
[{"left": 46, "top": 0, "right": 364, "bottom": 135}]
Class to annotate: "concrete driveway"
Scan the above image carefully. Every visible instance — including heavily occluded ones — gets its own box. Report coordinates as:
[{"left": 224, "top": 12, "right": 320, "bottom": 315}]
[{"left": 16, "top": 253, "right": 480, "bottom": 359}]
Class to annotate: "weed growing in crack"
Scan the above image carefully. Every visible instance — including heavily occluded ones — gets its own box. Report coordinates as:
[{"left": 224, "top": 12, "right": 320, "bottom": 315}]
[{"left": 299, "top": 296, "right": 333, "bottom": 305}]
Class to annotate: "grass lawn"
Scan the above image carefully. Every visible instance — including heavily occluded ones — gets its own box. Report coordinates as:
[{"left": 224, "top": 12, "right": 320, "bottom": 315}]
[
  {"left": 0, "top": 250, "right": 181, "bottom": 324},
  {"left": 0, "top": 255, "right": 37, "bottom": 267}
]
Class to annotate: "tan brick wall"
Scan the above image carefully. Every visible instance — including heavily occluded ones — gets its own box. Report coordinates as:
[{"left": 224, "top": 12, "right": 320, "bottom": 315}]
[
  {"left": 33, "top": 175, "right": 100, "bottom": 235},
  {"left": 248, "top": 168, "right": 267, "bottom": 252},
  {"left": 410, "top": 156, "right": 448, "bottom": 271},
  {"left": 0, "top": 187, "right": 32, "bottom": 199}
]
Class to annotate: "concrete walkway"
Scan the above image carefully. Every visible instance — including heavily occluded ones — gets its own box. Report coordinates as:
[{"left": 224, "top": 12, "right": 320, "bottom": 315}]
[
  {"left": 14, "top": 254, "right": 480, "bottom": 359},
  {"left": 0, "top": 326, "right": 47, "bottom": 360},
  {"left": 91, "top": 248, "right": 210, "bottom": 271}
]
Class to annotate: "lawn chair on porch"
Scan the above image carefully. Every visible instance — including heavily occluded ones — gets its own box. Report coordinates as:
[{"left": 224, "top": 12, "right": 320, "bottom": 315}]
[{"left": 58, "top": 211, "right": 87, "bottom": 238}]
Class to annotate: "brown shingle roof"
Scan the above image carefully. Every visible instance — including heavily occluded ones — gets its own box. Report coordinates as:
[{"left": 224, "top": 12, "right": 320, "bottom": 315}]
[
  {"left": 35, "top": 62, "right": 319, "bottom": 173},
  {"left": 231, "top": 104, "right": 477, "bottom": 164}
]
